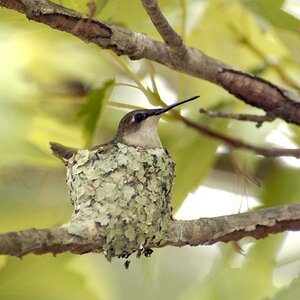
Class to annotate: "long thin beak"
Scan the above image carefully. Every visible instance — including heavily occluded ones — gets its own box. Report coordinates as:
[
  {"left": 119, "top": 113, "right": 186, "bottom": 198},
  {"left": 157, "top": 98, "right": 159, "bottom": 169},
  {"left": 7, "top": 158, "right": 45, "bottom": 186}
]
[{"left": 152, "top": 95, "right": 200, "bottom": 116}]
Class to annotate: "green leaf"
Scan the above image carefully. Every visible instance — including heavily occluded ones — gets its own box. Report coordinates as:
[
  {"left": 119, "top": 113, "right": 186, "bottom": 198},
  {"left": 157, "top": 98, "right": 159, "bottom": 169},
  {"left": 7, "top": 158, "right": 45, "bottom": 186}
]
[
  {"left": 245, "top": 0, "right": 300, "bottom": 32},
  {"left": 272, "top": 26, "right": 300, "bottom": 65},
  {"left": 291, "top": 124, "right": 300, "bottom": 147},
  {"left": 161, "top": 119, "right": 223, "bottom": 210},
  {"left": 260, "top": 165, "right": 300, "bottom": 207},
  {"left": 270, "top": 275, "right": 300, "bottom": 300},
  {"left": 0, "top": 255, "right": 98, "bottom": 300},
  {"left": 181, "top": 236, "right": 281, "bottom": 300},
  {"left": 77, "top": 80, "right": 114, "bottom": 147},
  {"left": 171, "top": 134, "right": 218, "bottom": 210}
]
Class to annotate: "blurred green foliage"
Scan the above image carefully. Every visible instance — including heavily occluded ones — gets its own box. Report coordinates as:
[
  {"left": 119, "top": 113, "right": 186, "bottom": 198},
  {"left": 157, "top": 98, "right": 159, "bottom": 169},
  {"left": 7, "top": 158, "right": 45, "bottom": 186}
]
[
  {"left": 0, "top": 0, "right": 300, "bottom": 299},
  {"left": 76, "top": 79, "right": 114, "bottom": 147}
]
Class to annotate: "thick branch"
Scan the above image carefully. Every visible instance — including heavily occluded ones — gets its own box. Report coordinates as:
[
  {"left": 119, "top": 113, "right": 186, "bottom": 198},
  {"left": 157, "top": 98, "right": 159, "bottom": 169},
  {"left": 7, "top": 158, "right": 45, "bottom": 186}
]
[
  {"left": 1, "top": 0, "right": 300, "bottom": 125},
  {"left": 0, "top": 226, "right": 106, "bottom": 257},
  {"left": 1, "top": 203, "right": 300, "bottom": 257},
  {"left": 168, "top": 203, "right": 300, "bottom": 247}
]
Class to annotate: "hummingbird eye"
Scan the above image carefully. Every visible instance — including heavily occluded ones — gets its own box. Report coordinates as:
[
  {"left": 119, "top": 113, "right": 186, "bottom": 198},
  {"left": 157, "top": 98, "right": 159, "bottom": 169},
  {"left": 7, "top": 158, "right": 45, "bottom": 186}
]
[{"left": 134, "top": 113, "right": 145, "bottom": 122}]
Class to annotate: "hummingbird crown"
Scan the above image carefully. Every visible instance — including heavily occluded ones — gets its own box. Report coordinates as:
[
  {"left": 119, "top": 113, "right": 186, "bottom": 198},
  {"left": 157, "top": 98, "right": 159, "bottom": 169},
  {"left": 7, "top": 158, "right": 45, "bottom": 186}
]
[{"left": 116, "top": 109, "right": 163, "bottom": 148}]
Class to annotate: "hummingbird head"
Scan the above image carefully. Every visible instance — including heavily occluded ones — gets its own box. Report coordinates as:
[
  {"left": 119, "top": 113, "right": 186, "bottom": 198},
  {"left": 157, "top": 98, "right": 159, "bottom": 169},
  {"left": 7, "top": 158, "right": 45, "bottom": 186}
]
[{"left": 116, "top": 96, "right": 199, "bottom": 148}]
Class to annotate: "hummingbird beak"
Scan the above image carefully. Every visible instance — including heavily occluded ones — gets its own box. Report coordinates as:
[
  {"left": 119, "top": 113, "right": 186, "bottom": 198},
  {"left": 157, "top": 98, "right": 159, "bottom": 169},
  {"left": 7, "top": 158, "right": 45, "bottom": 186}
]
[{"left": 152, "top": 95, "right": 200, "bottom": 116}]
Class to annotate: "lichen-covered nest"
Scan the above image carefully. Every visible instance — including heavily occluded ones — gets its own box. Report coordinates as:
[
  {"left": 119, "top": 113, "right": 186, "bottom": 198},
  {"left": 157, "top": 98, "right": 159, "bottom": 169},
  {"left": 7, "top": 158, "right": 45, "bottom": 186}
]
[{"left": 66, "top": 143, "right": 175, "bottom": 261}]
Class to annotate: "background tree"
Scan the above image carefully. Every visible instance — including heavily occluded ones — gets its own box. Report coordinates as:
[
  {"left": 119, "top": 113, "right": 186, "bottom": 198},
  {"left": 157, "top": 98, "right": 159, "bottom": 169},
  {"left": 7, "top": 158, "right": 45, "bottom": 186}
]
[{"left": 0, "top": 0, "right": 300, "bottom": 299}]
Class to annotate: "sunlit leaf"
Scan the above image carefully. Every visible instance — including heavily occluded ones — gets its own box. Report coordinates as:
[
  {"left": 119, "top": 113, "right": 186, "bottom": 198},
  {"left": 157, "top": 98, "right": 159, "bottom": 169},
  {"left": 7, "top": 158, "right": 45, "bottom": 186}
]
[
  {"left": 274, "top": 29, "right": 300, "bottom": 65},
  {"left": 245, "top": 0, "right": 300, "bottom": 32}
]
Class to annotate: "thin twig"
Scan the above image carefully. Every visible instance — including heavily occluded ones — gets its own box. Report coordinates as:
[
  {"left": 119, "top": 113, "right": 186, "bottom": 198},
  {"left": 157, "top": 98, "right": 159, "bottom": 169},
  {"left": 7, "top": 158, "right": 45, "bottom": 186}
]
[
  {"left": 181, "top": 116, "right": 300, "bottom": 158},
  {"left": 141, "top": 0, "right": 188, "bottom": 65},
  {"left": 199, "top": 108, "right": 276, "bottom": 127},
  {"left": 141, "top": 0, "right": 184, "bottom": 48}
]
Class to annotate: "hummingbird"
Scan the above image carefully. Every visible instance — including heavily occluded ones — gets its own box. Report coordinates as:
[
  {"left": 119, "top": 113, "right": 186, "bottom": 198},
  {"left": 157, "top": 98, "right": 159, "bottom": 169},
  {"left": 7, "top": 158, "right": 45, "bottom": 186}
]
[
  {"left": 50, "top": 95, "right": 199, "bottom": 160},
  {"left": 50, "top": 95, "right": 199, "bottom": 262}
]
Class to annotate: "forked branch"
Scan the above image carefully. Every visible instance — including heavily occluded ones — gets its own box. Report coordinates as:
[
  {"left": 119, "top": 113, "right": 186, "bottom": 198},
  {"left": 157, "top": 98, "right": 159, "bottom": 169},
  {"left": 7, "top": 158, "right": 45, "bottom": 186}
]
[{"left": 0, "top": 0, "right": 300, "bottom": 124}]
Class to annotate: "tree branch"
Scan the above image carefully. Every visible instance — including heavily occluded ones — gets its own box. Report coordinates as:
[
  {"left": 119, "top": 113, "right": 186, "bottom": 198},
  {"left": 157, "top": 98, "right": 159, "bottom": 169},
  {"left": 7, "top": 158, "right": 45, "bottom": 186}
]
[
  {"left": 1, "top": 203, "right": 300, "bottom": 257},
  {"left": 167, "top": 203, "right": 300, "bottom": 247},
  {"left": 141, "top": 0, "right": 188, "bottom": 66},
  {"left": 1, "top": 1, "right": 300, "bottom": 260},
  {"left": 181, "top": 116, "right": 300, "bottom": 158},
  {"left": 1, "top": 0, "right": 300, "bottom": 125},
  {"left": 199, "top": 108, "right": 276, "bottom": 127},
  {"left": 141, "top": 0, "right": 183, "bottom": 48},
  {"left": 0, "top": 226, "right": 106, "bottom": 257}
]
